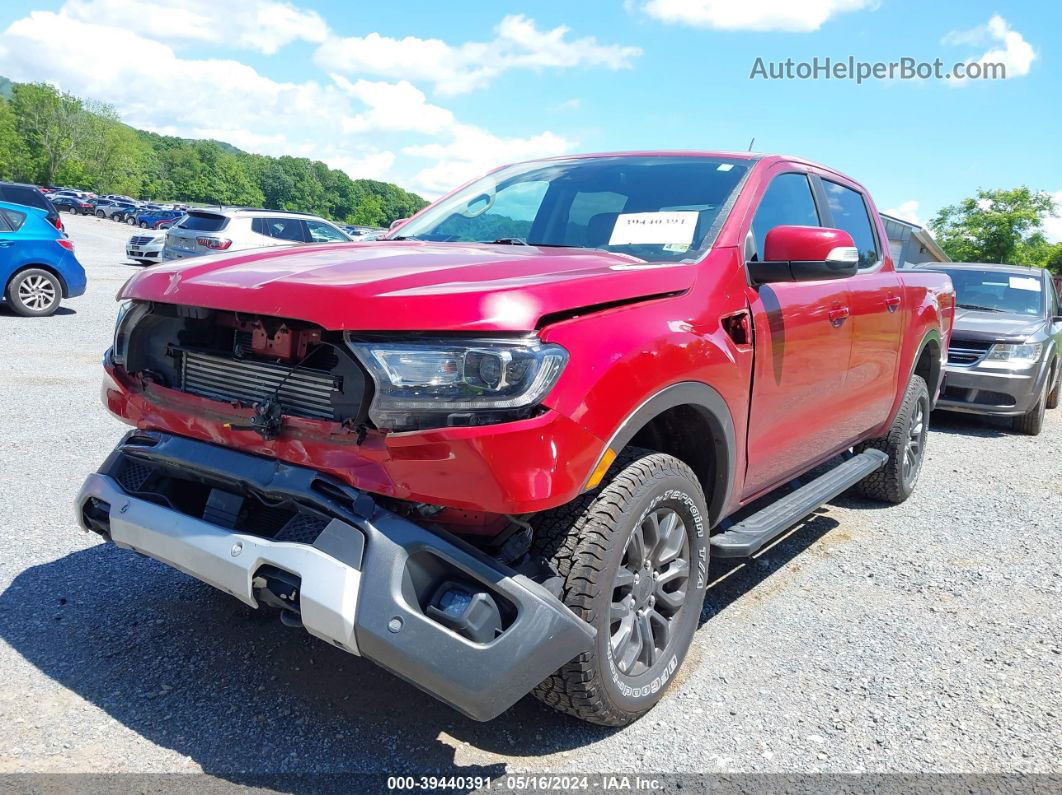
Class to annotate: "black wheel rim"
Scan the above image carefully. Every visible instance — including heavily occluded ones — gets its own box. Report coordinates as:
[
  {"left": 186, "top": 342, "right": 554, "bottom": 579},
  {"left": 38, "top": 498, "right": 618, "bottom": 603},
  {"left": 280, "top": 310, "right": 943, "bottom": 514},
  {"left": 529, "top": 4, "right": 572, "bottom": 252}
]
[
  {"left": 609, "top": 507, "right": 691, "bottom": 676},
  {"left": 903, "top": 395, "right": 928, "bottom": 486}
]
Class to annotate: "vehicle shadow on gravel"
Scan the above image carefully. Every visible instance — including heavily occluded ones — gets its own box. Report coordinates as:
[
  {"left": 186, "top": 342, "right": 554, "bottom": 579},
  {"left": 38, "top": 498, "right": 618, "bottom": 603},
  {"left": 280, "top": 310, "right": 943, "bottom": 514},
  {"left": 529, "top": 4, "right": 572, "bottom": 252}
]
[
  {"left": 929, "top": 410, "right": 1012, "bottom": 438},
  {"left": 0, "top": 305, "right": 76, "bottom": 318},
  {"left": 0, "top": 543, "right": 621, "bottom": 783}
]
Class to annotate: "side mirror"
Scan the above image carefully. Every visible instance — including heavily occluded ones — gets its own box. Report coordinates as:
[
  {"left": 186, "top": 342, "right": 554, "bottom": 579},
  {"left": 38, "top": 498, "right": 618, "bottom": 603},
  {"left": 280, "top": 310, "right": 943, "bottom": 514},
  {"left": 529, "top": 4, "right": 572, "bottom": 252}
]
[
  {"left": 748, "top": 226, "right": 859, "bottom": 285},
  {"left": 389, "top": 218, "right": 408, "bottom": 232}
]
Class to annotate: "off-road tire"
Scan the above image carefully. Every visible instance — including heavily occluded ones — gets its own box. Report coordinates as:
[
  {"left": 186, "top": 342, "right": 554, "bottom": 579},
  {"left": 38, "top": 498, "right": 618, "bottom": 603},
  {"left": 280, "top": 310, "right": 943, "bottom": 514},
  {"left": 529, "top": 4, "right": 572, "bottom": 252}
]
[
  {"left": 1014, "top": 382, "right": 1047, "bottom": 436},
  {"left": 5, "top": 268, "right": 62, "bottom": 317},
  {"left": 855, "top": 374, "right": 929, "bottom": 504},
  {"left": 530, "top": 448, "right": 709, "bottom": 726},
  {"left": 1046, "top": 364, "right": 1060, "bottom": 410}
]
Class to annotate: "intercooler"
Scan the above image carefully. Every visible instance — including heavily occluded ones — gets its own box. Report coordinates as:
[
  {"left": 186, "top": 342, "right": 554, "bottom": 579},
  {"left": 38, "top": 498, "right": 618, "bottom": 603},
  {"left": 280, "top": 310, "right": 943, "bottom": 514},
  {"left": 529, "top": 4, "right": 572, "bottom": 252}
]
[{"left": 178, "top": 349, "right": 340, "bottom": 420}]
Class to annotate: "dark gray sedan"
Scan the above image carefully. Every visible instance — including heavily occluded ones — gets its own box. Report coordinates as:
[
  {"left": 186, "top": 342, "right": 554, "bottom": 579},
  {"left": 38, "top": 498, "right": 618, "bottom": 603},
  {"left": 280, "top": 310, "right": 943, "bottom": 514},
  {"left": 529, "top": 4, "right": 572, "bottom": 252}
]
[{"left": 914, "top": 263, "right": 1062, "bottom": 435}]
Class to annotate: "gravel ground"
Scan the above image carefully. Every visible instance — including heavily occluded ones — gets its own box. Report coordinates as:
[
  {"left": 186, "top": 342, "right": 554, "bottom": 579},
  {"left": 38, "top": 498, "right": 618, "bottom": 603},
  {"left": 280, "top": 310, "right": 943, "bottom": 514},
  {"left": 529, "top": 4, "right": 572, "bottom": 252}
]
[{"left": 0, "top": 212, "right": 1059, "bottom": 781}]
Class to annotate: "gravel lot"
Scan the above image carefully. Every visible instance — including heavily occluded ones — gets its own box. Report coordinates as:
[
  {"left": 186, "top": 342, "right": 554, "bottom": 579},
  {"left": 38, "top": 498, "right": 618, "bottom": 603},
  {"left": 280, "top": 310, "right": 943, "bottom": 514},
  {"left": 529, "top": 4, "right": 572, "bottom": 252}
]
[{"left": 0, "top": 212, "right": 1059, "bottom": 781}]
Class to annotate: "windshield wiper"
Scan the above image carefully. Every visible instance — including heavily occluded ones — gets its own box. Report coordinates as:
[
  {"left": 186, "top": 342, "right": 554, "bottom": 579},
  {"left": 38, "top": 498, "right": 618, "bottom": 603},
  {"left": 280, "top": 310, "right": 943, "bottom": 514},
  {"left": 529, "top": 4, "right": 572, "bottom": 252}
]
[
  {"left": 389, "top": 235, "right": 421, "bottom": 241},
  {"left": 957, "top": 303, "right": 1005, "bottom": 313},
  {"left": 484, "top": 237, "right": 528, "bottom": 245}
]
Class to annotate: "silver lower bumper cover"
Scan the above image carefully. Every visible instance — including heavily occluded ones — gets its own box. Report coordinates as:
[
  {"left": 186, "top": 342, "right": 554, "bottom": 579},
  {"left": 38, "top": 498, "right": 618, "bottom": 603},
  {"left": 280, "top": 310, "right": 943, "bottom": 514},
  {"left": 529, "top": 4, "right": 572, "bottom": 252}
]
[
  {"left": 74, "top": 430, "right": 595, "bottom": 721},
  {"left": 79, "top": 472, "right": 363, "bottom": 654}
]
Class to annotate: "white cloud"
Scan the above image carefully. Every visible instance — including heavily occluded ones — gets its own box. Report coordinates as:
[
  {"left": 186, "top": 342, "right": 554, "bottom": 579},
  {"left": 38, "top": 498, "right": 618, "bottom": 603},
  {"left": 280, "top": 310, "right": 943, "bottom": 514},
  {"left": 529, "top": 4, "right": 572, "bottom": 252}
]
[
  {"left": 943, "top": 15, "right": 1036, "bottom": 83},
  {"left": 0, "top": 7, "right": 579, "bottom": 197},
  {"left": 1044, "top": 191, "right": 1062, "bottom": 245},
  {"left": 641, "top": 0, "right": 876, "bottom": 31},
  {"left": 314, "top": 14, "right": 640, "bottom": 95},
  {"left": 63, "top": 0, "right": 328, "bottom": 54},
  {"left": 403, "top": 125, "right": 573, "bottom": 196},
  {"left": 884, "top": 200, "right": 922, "bottom": 226}
]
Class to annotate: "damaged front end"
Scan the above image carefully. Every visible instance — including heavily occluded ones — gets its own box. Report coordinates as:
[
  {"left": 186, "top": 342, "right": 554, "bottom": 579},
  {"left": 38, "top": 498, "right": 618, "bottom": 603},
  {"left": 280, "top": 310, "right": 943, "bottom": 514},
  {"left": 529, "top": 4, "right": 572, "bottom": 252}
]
[{"left": 76, "top": 430, "right": 594, "bottom": 721}]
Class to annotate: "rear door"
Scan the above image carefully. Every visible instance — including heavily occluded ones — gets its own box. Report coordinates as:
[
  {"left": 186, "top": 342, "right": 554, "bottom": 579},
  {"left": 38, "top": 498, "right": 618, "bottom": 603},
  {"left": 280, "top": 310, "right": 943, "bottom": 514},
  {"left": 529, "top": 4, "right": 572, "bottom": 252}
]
[
  {"left": 742, "top": 168, "right": 855, "bottom": 496},
  {"left": 818, "top": 177, "right": 903, "bottom": 438}
]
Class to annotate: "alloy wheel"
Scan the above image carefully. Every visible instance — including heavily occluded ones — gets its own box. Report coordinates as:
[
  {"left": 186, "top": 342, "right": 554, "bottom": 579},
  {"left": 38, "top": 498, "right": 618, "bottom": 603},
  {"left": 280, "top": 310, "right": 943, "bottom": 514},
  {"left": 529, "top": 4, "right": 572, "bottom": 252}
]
[
  {"left": 903, "top": 396, "right": 928, "bottom": 485},
  {"left": 609, "top": 507, "right": 691, "bottom": 676},
  {"left": 17, "top": 274, "right": 57, "bottom": 312}
]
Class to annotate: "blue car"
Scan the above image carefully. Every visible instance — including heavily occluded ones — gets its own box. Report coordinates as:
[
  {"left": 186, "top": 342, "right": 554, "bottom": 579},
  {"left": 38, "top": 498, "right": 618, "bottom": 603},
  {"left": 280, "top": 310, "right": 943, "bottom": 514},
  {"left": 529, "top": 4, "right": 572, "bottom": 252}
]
[
  {"left": 0, "top": 200, "right": 87, "bottom": 316},
  {"left": 133, "top": 208, "right": 183, "bottom": 229}
]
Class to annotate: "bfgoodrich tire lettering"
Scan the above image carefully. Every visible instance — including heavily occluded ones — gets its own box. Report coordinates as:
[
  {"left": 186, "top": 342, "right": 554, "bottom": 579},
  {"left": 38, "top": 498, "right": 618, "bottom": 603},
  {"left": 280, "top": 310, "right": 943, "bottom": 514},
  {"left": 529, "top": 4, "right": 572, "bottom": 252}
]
[{"left": 530, "top": 449, "right": 709, "bottom": 726}]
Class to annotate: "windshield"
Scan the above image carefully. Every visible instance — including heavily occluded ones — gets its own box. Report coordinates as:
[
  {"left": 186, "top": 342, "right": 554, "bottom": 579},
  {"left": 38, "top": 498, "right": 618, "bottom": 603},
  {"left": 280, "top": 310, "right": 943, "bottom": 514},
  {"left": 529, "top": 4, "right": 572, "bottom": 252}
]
[
  {"left": 939, "top": 268, "right": 1044, "bottom": 316},
  {"left": 391, "top": 155, "right": 750, "bottom": 262}
]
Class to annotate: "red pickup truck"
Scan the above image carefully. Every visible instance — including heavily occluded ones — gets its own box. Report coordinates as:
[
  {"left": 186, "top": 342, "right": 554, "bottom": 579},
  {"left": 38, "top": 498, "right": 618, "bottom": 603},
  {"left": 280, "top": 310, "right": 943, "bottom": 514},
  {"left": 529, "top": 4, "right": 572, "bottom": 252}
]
[{"left": 78, "top": 152, "right": 954, "bottom": 726}]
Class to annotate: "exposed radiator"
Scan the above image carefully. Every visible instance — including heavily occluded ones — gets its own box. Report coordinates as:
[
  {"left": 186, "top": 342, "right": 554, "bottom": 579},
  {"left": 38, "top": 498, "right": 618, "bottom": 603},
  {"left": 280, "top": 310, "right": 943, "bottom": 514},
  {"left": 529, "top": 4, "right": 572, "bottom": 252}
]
[{"left": 179, "top": 350, "right": 340, "bottom": 420}]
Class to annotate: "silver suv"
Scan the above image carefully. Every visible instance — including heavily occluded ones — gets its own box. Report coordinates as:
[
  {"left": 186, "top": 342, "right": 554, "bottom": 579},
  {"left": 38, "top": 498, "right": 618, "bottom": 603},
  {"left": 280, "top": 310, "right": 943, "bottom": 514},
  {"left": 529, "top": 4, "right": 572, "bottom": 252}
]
[{"left": 163, "top": 208, "right": 353, "bottom": 261}]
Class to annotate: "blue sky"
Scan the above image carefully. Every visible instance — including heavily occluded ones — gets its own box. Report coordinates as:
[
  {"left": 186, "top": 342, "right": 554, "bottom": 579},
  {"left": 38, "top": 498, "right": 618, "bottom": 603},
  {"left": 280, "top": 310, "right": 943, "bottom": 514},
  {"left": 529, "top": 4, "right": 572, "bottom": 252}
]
[{"left": 0, "top": 0, "right": 1058, "bottom": 237}]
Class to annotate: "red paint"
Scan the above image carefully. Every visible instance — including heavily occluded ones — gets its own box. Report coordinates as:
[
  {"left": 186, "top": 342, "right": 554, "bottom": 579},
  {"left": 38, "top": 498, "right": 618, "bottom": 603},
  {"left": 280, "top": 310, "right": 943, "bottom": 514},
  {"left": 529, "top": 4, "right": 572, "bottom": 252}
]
[
  {"left": 763, "top": 225, "right": 854, "bottom": 262},
  {"left": 105, "top": 152, "right": 954, "bottom": 521}
]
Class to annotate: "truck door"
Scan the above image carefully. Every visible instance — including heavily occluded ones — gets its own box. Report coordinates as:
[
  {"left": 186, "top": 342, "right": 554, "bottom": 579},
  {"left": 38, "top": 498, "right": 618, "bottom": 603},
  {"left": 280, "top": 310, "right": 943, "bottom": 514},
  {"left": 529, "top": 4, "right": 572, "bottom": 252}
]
[
  {"left": 818, "top": 177, "right": 902, "bottom": 439},
  {"left": 742, "top": 172, "right": 855, "bottom": 497}
]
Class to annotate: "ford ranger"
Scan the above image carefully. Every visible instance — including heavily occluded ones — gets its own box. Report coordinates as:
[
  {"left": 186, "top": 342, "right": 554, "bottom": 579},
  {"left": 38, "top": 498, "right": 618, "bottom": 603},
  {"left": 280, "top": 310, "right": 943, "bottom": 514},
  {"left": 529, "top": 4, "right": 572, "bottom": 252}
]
[{"left": 77, "top": 152, "right": 954, "bottom": 726}]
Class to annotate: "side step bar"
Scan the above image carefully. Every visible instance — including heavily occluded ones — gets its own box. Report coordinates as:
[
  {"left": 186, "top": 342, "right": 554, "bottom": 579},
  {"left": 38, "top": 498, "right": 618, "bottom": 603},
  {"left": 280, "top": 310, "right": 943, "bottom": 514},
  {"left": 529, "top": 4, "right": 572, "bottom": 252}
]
[{"left": 710, "top": 449, "right": 888, "bottom": 558}]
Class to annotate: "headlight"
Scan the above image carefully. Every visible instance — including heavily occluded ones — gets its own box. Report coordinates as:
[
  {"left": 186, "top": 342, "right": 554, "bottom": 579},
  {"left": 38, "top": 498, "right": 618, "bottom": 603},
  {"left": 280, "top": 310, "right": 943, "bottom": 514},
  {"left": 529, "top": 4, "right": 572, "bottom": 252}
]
[
  {"left": 346, "top": 335, "right": 568, "bottom": 431},
  {"left": 985, "top": 342, "right": 1043, "bottom": 362}
]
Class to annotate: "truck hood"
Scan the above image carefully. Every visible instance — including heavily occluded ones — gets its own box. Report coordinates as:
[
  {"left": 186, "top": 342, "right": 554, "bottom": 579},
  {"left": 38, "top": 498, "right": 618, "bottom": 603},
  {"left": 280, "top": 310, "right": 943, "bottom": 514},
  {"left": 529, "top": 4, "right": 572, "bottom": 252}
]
[
  {"left": 119, "top": 241, "right": 694, "bottom": 331},
  {"left": 952, "top": 307, "right": 1047, "bottom": 343}
]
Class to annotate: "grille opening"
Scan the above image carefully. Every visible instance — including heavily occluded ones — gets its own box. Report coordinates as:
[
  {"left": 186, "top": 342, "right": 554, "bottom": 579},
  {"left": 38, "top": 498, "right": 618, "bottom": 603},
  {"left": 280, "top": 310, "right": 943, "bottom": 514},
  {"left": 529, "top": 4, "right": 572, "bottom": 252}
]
[
  {"left": 110, "top": 453, "right": 332, "bottom": 544},
  {"left": 121, "top": 303, "right": 370, "bottom": 426},
  {"left": 947, "top": 339, "right": 993, "bottom": 366}
]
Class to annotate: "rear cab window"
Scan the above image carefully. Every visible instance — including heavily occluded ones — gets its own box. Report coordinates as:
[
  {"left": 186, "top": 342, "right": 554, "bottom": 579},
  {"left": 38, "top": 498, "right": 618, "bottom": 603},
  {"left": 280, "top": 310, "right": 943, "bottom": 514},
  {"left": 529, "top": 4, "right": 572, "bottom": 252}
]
[
  {"left": 178, "top": 212, "right": 229, "bottom": 232},
  {"left": 823, "top": 180, "right": 879, "bottom": 269}
]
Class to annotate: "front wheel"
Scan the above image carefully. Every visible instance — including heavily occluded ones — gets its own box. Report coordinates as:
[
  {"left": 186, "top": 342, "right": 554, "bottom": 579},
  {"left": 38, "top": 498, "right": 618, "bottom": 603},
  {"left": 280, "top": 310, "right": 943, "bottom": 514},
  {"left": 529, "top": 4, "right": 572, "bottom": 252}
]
[
  {"left": 531, "top": 449, "right": 709, "bottom": 726},
  {"left": 95, "top": 210, "right": 105, "bottom": 218},
  {"left": 1013, "top": 382, "right": 1047, "bottom": 436},
  {"left": 855, "top": 374, "right": 929, "bottom": 504},
  {"left": 1046, "top": 365, "right": 1060, "bottom": 410}
]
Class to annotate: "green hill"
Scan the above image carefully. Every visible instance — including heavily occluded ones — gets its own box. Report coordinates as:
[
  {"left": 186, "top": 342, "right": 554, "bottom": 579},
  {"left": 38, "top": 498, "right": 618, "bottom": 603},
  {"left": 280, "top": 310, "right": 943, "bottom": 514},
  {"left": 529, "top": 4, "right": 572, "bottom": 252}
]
[{"left": 0, "top": 77, "right": 427, "bottom": 226}]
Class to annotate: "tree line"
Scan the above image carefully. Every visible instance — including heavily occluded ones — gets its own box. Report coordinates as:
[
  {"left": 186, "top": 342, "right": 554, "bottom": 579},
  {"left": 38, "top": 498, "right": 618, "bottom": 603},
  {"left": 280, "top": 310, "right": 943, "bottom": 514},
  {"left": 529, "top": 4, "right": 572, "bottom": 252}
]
[
  {"left": 930, "top": 187, "right": 1061, "bottom": 274},
  {"left": 0, "top": 80, "right": 427, "bottom": 227}
]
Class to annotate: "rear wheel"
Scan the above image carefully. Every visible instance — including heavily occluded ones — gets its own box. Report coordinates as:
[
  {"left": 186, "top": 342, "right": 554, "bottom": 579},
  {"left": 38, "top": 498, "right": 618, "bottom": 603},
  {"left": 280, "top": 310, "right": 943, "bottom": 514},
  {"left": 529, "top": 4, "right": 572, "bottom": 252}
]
[
  {"left": 126, "top": 216, "right": 137, "bottom": 225},
  {"left": 6, "top": 268, "right": 62, "bottom": 317},
  {"left": 139, "top": 221, "right": 149, "bottom": 228},
  {"left": 855, "top": 375, "right": 929, "bottom": 504},
  {"left": 95, "top": 210, "right": 105, "bottom": 218},
  {"left": 531, "top": 449, "right": 709, "bottom": 726},
  {"left": 1013, "top": 382, "right": 1047, "bottom": 436}
]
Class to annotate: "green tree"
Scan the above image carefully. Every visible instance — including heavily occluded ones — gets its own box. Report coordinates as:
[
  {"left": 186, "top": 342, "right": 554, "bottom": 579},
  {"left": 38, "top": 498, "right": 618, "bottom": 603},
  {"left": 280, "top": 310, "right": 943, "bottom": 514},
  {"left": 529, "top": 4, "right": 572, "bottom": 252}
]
[
  {"left": 930, "top": 187, "right": 1057, "bottom": 265},
  {"left": 0, "top": 98, "right": 30, "bottom": 180},
  {"left": 11, "top": 83, "right": 94, "bottom": 185}
]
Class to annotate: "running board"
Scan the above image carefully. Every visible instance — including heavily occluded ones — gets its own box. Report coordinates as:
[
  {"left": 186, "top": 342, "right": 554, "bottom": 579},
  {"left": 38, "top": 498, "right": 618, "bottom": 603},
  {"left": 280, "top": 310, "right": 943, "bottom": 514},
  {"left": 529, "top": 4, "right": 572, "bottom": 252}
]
[{"left": 710, "top": 449, "right": 888, "bottom": 558}]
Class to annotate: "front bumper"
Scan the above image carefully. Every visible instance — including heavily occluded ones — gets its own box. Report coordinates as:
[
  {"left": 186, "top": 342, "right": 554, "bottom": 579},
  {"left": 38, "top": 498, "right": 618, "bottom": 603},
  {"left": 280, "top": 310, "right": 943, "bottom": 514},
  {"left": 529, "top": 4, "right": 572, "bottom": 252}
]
[
  {"left": 75, "top": 431, "right": 594, "bottom": 721},
  {"left": 126, "top": 246, "right": 162, "bottom": 262},
  {"left": 938, "top": 362, "right": 1049, "bottom": 416}
]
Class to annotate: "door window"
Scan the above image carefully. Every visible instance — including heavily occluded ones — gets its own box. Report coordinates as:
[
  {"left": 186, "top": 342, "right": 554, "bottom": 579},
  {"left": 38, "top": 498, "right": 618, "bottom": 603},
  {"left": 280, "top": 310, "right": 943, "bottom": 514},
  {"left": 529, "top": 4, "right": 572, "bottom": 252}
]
[
  {"left": 252, "top": 217, "right": 308, "bottom": 242},
  {"left": 823, "top": 180, "right": 879, "bottom": 269},
  {"left": 750, "top": 173, "right": 820, "bottom": 258}
]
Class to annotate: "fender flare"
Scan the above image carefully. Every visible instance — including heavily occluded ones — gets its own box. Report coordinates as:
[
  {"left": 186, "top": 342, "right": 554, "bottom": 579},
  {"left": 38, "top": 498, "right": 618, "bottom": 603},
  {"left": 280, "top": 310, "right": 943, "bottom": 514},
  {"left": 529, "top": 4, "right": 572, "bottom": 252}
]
[
  {"left": 908, "top": 328, "right": 944, "bottom": 403},
  {"left": 587, "top": 381, "right": 736, "bottom": 527}
]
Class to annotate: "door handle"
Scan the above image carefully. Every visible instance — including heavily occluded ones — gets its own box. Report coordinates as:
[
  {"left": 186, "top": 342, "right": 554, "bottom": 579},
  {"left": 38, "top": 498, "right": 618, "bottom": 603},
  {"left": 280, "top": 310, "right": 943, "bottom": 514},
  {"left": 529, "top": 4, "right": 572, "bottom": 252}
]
[
  {"left": 828, "top": 306, "right": 850, "bottom": 326},
  {"left": 885, "top": 295, "right": 901, "bottom": 312}
]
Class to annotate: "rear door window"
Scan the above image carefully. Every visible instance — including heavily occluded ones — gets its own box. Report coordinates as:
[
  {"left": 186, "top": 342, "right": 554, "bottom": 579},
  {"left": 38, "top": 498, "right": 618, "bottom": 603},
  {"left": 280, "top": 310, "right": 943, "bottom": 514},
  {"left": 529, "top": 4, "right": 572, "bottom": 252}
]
[
  {"left": 179, "top": 212, "right": 229, "bottom": 232},
  {"left": 823, "top": 180, "right": 879, "bottom": 269},
  {"left": 253, "top": 217, "right": 308, "bottom": 242},
  {"left": 750, "top": 173, "right": 820, "bottom": 258},
  {"left": 0, "top": 208, "right": 27, "bottom": 231}
]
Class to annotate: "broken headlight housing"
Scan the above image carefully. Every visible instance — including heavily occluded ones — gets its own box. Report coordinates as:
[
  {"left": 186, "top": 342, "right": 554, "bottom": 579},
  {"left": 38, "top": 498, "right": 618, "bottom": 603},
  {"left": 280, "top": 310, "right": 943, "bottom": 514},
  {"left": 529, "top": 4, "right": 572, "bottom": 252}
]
[
  {"left": 345, "top": 335, "right": 568, "bottom": 431},
  {"left": 111, "top": 300, "right": 149, "bottom": 366}
]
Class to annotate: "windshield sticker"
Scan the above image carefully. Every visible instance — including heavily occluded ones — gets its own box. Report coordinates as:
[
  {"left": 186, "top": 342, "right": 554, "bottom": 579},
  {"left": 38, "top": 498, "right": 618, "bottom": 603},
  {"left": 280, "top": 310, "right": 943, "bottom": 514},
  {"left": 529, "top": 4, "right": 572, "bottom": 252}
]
[
  {"left": 609, "top": 211, "right": 698, "bottom": 246},
  {"left": 1009, "top": 276, "right": 1041, "bottom": 292}
]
